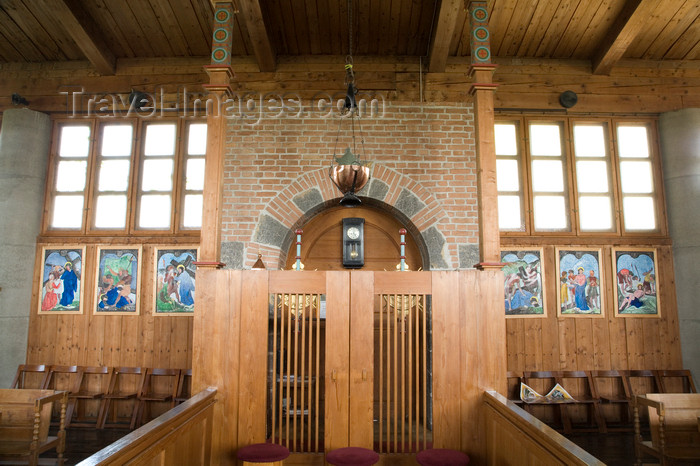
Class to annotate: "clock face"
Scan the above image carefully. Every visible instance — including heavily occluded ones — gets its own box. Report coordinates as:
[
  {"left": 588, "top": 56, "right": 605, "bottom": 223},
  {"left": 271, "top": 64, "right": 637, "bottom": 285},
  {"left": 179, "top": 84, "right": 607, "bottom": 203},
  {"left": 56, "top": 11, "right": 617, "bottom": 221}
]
[{"left": 347, "top": 226, "right": 360, "bottom": 240}]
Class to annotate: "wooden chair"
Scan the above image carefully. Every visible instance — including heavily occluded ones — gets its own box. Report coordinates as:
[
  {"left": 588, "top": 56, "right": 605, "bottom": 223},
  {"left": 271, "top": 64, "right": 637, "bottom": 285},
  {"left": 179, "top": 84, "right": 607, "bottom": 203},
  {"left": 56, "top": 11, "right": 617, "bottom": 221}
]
[
  {"left": 521, "top": 371, "right": 570, "bottom": 432},
  {"left": 44, "top": 365, "right": 82, "bottom": 427},
  {"left": 98, "top": 366, "right": 145, "bottom": 429},
  {"left": 135, "top": 368, "right": 180, "bottom": 426},
  {"left": 69, "top": 366, "right": 111, "bottom": 428},
  {"left": 10, "top": 364, "right": 50, "bottom": 389},
  {"left": 590, "top": 369, "right": 634, "bottom": 430},
  {"left": 634, "top": 393, "right": 700, "bottom": 465},
  {"left": 0, "top": 389, "right": 68, "bottom": 466},
  {"left": 174, "top": 369, "right": 192, "bottom": 406},
  {"left": 656, "top": 369, "right": 697, "bottom": 394},
  {"left": 506, "top": 371, "right": 525, "bottom": 407}
]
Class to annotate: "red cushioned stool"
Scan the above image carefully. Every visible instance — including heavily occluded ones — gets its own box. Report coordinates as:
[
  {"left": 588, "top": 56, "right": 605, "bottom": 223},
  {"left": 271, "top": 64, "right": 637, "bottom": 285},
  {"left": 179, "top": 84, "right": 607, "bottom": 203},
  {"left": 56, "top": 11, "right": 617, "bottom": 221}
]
[
  {"left": 326, "top": 447, "right": 379, "bottom": 466},
  {"left": 237, "top": 443, "right": 290, "bottom": 465},
  {"left": 416, "top": 448, "right": 470, "bottom": 466}
]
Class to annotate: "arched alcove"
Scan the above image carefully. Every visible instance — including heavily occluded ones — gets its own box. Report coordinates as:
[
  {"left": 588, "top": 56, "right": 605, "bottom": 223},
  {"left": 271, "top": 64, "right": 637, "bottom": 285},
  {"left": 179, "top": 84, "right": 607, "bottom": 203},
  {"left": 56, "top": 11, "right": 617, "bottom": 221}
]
[{"left": 283, "top": 204, "right": 425, "bottom": 271}]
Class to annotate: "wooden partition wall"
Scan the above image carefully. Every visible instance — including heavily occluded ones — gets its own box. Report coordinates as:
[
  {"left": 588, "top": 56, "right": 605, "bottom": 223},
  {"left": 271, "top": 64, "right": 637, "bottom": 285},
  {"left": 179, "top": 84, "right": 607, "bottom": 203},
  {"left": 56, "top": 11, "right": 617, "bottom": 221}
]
[{"left": 192, "top": 270, "right": 506, "bottom": 466}]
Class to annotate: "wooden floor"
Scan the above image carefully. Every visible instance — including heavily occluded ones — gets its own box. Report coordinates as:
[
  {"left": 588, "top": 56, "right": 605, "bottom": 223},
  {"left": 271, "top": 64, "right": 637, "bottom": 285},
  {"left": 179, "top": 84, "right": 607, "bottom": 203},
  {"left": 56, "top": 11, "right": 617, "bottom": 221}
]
[{"left": 51, "top": 427, "right": 638, "bottom": 465}]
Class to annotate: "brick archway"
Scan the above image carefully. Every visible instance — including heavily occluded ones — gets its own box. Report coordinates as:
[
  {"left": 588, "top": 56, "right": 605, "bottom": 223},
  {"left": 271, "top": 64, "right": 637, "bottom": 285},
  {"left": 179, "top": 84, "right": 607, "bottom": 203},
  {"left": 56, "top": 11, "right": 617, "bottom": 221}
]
[{"left": 247, "top": 166, "right": 455, "bottom": 270}]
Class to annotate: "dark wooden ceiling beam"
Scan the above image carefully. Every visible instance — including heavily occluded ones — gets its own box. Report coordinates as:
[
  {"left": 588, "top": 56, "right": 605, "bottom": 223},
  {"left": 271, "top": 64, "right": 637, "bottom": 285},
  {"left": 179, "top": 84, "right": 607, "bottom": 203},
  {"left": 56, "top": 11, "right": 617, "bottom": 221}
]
[
  {"left": 236, "top": 0, "right": 276, "bottom": 71},
  {"left": 49, "top": 0, "right": 116, "bottom": 75},
  {"left": 427, "top": 0, "right": 462, "bottom": 73},
  {"left": 592, "top": 0, "right": 658, "bottom": 75}
]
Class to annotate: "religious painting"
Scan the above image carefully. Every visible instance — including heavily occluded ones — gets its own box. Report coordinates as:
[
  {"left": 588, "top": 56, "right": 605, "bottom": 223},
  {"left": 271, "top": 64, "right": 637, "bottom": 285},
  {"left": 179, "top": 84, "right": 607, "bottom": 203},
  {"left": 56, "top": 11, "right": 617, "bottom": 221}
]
[
  {"left": 556, "top": 247, "right": 604, "bottom": 317},
  {"left": 613, "top": 248, "right": 659, "bottom": 317},
  {"left": 37, "top": 245, "right": 86, "bottom": 314},
  {"left": 501, "top": 248, "right": 545, "bottom": 317},
  {"left": 94, "top": 246, "right": 141, "bottom": 315},
  {"left": 154, "top": 247, "right": 198, "bottom": 315}
]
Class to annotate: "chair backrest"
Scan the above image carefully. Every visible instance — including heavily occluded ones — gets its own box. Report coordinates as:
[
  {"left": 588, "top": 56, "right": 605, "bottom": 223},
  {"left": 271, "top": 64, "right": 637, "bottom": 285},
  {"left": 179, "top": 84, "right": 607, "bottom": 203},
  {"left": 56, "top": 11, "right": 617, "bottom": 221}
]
[
  {"left": 75, "top": 366, "right": 112, "bottom": 394},
  {"left": 106, "top": 366, "right": 145, "bottom": 396},
  {"left": 175, "top": 369, "right": 193, "bottom": 401},
  {"left": 506, "top": 371, "right": 522, "bottom": 401},
  {"left": 10, "top": 364, "right": 50, "bottom": 389},
  {"left": 625, "top": 369, "right": 660, "bottom": 396},
  {"left": 656, "top": 369, "right": 697, "bottom": 394},
  {"left": 45, "top": 365, "right": 81, "bottom": 392},
  {"left": 589, "top": 369, "right": 632, "bottom": 400},
  {"left": 140, "top": 368, "right": 181, "bottom": 397},
  {"left": 558, "top": 371, "right": 600, "bottom": 398}
]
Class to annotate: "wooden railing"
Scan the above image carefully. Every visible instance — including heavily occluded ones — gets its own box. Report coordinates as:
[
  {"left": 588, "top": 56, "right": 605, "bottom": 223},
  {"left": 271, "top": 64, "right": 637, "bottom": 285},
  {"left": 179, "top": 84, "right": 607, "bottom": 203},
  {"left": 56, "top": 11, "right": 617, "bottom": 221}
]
[
  {"left": 76, "top": 388, "right": 216, "bottom": 466},
  {"left": 483, "top": 390, "right": 604, "bottom": 466}
]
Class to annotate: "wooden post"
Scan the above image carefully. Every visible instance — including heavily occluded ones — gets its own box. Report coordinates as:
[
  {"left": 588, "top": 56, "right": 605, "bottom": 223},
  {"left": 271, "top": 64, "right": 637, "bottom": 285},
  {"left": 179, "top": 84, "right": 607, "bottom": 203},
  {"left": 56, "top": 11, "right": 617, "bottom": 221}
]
[
  {"left": 198, "top": 1, "right": 236, "bottom": 268},
  {"left": 467, "top": 1, "right": 502, "bottom": 269}
]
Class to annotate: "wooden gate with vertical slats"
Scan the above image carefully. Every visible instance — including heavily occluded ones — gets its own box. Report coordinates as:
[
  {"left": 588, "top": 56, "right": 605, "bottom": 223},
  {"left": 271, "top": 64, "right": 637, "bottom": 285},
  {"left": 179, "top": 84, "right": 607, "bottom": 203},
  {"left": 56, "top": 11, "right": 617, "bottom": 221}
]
[{"left": 193, "top": 269, "right": 506, "bottom": 466}]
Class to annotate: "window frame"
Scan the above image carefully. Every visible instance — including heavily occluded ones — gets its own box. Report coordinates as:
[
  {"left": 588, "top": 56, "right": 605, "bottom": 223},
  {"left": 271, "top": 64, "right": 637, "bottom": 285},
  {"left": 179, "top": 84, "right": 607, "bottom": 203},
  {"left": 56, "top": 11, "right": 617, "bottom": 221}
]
[
  {"left": 495, "top": 114, "right": 667, "bottom": 238},
  {"left": 42, "top": 117, "right": 205, "bottom": 238}
]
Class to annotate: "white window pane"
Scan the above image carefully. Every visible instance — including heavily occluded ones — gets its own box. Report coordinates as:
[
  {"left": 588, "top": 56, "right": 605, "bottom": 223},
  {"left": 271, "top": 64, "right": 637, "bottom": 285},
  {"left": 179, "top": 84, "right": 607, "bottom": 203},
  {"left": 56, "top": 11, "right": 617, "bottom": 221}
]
[
  {"left": 139, "top": 195, "right": 171, "bottom": 228},
  {"left": 51, "top": 195, "right": 83, "bottom": 228},
  {"left": 620, "top": 161, "right": 653, "bottom": 193},
  {"left": 101, "top": 125, "right": 133, "bottom": 156},
  {"left": 497, "top": 195, "right": 523, "bottom": 230},
  {"left": 183, "top": 194, "right": 203, "bottom": 228},
  {"left": 98, "top": 160, "right": 130, "bottom": 192},
  {"left": 188, "top": 123, "right": 207, "bottom": 155},
  {"left": 496, "top": 159, "right": 520, "bottom": 191},
  {"left": 529, "top": 124, "right": 561, "bottom": 156},
  {"left": 579, "top": 196, "right": 613, "bottom": 230},
  {"left": 186, "top": 158, "right": 206, "bottom": 190},
  {"left": 623, "top": 196, "right": 656, "bottom": 230},
  {"left": 56, "top": 161, "right": 87, "bottom": 192},
  {"left": 94, "top": 195, "right": 127, "bottom": 228},
  {"left": 144, "top": 124, "right": 176, "bottom": 156},
  {"left": 576, "top": 161, "right": 609, "bottom": 193},
  {"left": 573, "top": 125, "right": 606, "bottom": 157},
  {"left": 494, "top": 124, "right": 518, "bottom": 156},
  {"left": 59, "top": 126, "right": 90, "bottom": 158},
  {"left": 618, "top": 126, "right": 649, "bottom": 158},
  {"left": 142, "top": 159, "right": 174, "bottom": 191},
  {"left": 531, "top": 160, "right": 564, "bottom": 192},
  {"left": 533, "top": 196, "right": 568, "bottom": 230}
]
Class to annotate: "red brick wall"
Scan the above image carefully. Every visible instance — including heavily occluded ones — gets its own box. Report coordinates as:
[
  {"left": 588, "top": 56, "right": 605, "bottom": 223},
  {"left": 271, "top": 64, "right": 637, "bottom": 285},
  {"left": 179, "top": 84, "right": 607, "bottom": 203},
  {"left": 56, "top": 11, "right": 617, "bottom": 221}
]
[{"left": 221, "top": 101, "right": 479, "bottom": 269}]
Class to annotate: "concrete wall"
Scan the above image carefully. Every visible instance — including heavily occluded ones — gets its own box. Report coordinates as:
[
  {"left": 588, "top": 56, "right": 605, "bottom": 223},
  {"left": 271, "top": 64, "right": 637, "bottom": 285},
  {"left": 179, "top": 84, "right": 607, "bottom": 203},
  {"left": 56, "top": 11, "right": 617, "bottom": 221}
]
[
  {"left": 0, "top": 108, "right": 51, "bottom": 387},
  {"left": 659, "top": 109, "right": 700, "bottom": 386}
]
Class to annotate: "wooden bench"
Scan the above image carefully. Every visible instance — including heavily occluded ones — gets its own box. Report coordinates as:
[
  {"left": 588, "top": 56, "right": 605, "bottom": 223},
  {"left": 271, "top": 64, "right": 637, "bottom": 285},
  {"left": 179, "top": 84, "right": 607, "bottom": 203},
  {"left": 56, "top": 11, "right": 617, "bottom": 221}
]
[
  {"left": 634, "top": 393, "right": 700, "bottom": 465},
  {"left": 0, "top": 389, "right": 67, "bottom": 466}
]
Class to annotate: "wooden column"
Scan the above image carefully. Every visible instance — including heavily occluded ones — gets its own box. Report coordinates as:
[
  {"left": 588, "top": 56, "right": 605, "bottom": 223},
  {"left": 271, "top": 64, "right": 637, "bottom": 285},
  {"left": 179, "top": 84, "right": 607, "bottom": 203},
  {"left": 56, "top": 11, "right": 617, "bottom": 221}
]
[
  {"left": 467, "top": 1, "right": 501, "bottom": 268},
  {"left": 198, "top": 1, "right": 236, "bottom": 267}
]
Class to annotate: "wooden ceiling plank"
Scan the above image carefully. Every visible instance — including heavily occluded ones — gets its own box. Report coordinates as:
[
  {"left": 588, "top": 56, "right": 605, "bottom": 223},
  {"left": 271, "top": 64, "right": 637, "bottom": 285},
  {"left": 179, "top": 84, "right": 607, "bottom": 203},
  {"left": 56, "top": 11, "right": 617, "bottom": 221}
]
[
  {"left": 592, "top": 0, "right": 658, "bottom": 75},
  {"left": 427, "top": 0, "right": 461, "bottom": 72},
  {"left": 356, "top": 0, "right": 371, "bottom": 55},
  {"left": 4, "top": 0, "right": 63, "bottom": 60},
  {"left": 31, "top": 1, "right": 83, "bottom": 60},
  {"left": 238, "top": 0, "right": 276, "bottom": 70},
  {"left": 534, "top": 0, "right": 578, "bottom": 57},
  {"left": 190, "top": 0, "right": 214, "bottom": 43},
  {"left": 572, "top": 0, "right": 623, "bottom": 58},
  {"left": 502, "top": 0, "right": 539, "bottom": 57},
  {"left": 412, "top": 0, "right": 436, "bottom": 57},
  {"left": 82, "top": 0, "right": 135, "bottom": 59},
  {"left": 232, "top": 8, "right": 255, "bottom": 56},
  {"left": 305, "top": 0, "right": 322, "bottom": 55},
  {"left": 516, "top": 0, "right": 559, "bottom": 57},
  {"left": 0, "top": 27, "right": 25, "bottom": 62},
  {"left": 168, "top": 0, "right": 210, "bottom": 56},
  {"left": 49, "top": 0, "right": 117, "bottom": 74},
  {"left": 395, "top": 0, "right": 413, "bottom": 56},
  {"left": 624, "top": 1, "right": 671, "bottom": 58},
  {"left": 0, "top": 7, "right": 44, "bottom": 61},
  {"left": 149, "top": 0, "right": 191, "bottom": 56},
  {"left": 126, "top": 0, "right": 174, "bottom": 57},
  {"left": 488, "top": 0, "right": 516, "bottom": 56},
  {"left": 315, "top": 0, "right": 332, "bottom": 55},
  {"left": 645, "top": 1, "right": 700, "bottom": 60},
  {"left": 101, "top": 0, "right": 154, "bottom": 57},
  {"left": 291, "top": 0, "right": 311, "bottom": 56},
  {"left": 552, "top": 0, "right": 603, "bottom": 57},
  {"left": 666, "top": 17, "right": 700, "bottom": 60}
]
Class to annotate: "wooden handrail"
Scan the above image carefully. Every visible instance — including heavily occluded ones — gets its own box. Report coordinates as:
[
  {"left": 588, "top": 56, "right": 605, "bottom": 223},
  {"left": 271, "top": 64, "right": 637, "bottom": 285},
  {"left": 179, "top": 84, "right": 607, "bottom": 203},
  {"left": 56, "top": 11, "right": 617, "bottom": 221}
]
[
  {"left": 483, "top": 390, "right": 604, "bottom": 465},
  {"left": 77, "top": 388, "right": 217, "bottom": 466}
]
